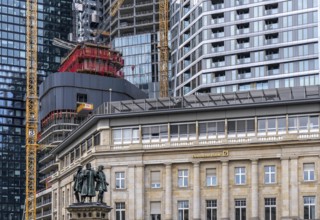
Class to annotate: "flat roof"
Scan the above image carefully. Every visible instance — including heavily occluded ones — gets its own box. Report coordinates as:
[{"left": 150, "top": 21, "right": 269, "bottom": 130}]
[
  {"left": 52, "top": 86, "right": 320, "bottom": 155},
  {"left": 93, "top": 86, "right": 320, "bottom": 115}
]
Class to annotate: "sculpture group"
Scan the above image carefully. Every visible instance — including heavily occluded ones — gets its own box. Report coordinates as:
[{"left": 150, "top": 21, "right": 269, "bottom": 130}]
[{"left": 73, "top": 163, "right": 109, "bottom": 204}]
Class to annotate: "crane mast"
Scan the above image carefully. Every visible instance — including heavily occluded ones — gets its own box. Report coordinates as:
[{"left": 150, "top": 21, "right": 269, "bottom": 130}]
[
  {"left": 25, "top": 0, "right": 38, "bottom": 219},
  {"left": 159, "top": 0, "right": 169, "bottom": 97}
]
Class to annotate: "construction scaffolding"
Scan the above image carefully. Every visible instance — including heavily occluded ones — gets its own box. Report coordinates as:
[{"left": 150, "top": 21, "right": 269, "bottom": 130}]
[{"left": 58, "top": 42, "right": 124, "bottom": 77}]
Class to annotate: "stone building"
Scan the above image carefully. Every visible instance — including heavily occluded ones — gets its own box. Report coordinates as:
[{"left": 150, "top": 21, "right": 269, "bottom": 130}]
[{"left": 50, "top": 86, "right": 320, "bottom": 220}]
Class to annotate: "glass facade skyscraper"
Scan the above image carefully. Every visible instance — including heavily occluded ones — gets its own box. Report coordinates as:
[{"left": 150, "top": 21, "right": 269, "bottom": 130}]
[
  {"left": 103, "top": 0, "right": 162, "bottom": 98},
  {"left": 0, "top": 1, "right": 72, "bottom": 219},
  {"left": 171, "top": 0, "right": 319, "bottom": 96}
]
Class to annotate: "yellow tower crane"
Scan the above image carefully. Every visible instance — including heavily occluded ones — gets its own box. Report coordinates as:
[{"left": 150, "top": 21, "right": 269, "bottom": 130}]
[
  {"left": 159, "top": 0, "right": 169, "bottom": 97},
  {"left": 25, "top": 0, "right": 38, "bottom": 219}
]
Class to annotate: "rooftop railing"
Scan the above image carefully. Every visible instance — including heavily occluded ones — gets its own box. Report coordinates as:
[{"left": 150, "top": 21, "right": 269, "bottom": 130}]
[{"left": 91, "top": 86, "right": 320, "bottom": 116}]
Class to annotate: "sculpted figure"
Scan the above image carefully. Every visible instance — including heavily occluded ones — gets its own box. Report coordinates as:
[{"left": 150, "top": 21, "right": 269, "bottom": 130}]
[
  {"left": 81, "top": 163, "right": 96, "bottom": 202},
  {"left": 95, "top": 165, "right": 109, "bottom": 203},
  {"left": 73, "top": 165, "right": 83, "bottom": 203}
]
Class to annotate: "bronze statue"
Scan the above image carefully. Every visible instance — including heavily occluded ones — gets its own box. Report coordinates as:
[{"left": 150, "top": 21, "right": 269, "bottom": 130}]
[
  {"left": 95, "top": 165, "right": 109, "bottom": 203},
  {"left": 73, "top": 165, "right": 83, "bottom": 203},
  {"left": 81, "top": 163, "right": 96, "bottom": 202}
]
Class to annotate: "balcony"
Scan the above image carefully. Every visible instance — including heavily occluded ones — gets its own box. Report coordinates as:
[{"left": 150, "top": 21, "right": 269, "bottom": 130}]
[
  {"left": 265, "top": 38, "right": 279, "bottom": 45},
  {"left": 212, "top": 61, "right": 225, "bottom": 67},
  {"left": 238, "top": 72, "right": 251, "bottom": 79},
  {"left": 183, "top": 47, "right": 190, "bottom": 54},
  {"left": 212, "top": 32, "right": 224, "bottom": 38},
  {"left": 265, "top": 23, "right": 278, "bottom": 30},
  {"left": 265, "top": 54, "right": 279, "bottom": 60},
  {"left": 212, "top": 4, "right": 224, "bottom": 10},
  {"left": 237, "top": 58, "right": 250, "bottom": 64},
  {"left": 183, "top": 34, "right": 190, "bottom": 42},
  {"left": 237, "top": 28, "right": 250, "bottom": 35},
  {"left": 212, "top": 17, "right": 224, "bottom": 24},
  {"left": 213, "top": 76, "right": 225, "bottom": 83},
  {"left": 237, "top": 43, "right": 250, "bottom": 49},
  {"left": 265, "top": 8, "right": 278, "bottom": 15},
  {"left": 212, "top": 46, "right": 224, "bottom": 53},
  {"left": 237, "top": 14, "right": 249, "bottom": 20},
  {"left": 267, "top": 69, "right": 280, "bottom": 75},
  {"left": 236, "top": 0, "right": 249, "bottom": 5}
]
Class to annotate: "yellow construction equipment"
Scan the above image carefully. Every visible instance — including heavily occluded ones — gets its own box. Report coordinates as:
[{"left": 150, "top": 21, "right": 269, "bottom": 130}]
[
  {"left": 25, "top": 0, "right": 38, "bottom": 219},
  {"left": 110, "top": 0, "right": 125, "bottom": 16},
  {"left": 159, "top": 0, "right": 169, "bottom": 97}
]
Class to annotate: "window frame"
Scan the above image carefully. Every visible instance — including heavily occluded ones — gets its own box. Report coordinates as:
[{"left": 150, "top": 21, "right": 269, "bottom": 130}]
[
  {"left": 178, "top": 200, "right": 189, "bottom": 220},
  {"left": 235, "top": 199, "right": 246, "bottom": 220},
  {"left": 235, "top": 167, "right": 246, "bottom": 185},
  {"left": 206, "top": 168, "right": 217, "bottom": 186},
  {"left": 151, "top": 171, "right": 161, "bottom": 188},
  {"left": 206, "top": 200, "right": 217, "bottom": 220},
  {"left": 115, "top": 172, "right": 126, "bottom": 189},
  {"left": 264, "top": 165, "right": 276, "bottom": 184},
  {"left": 303, "top": 196, "right": 316, "bottom": 220},
  {"left": 264, "top": 198, "right": 276, "bottom": 220},
  {"left": 178, "top": 169, "right": 189, "bottom": 188},
  {"left": 115, "top": 202, "right": 126, "bottom": 220},
  {"left": 303, "top": 163, "right": 315, "bottom": 181}
]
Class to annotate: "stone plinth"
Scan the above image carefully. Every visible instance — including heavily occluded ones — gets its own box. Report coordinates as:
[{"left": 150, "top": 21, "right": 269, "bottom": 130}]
[{"left": 67, "top": 203, "right": 112, "bottom": 220}]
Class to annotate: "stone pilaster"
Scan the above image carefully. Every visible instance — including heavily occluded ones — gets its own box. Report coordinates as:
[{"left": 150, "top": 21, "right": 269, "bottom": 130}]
[
  {"left": 221, "top": 160, "right": 229, "bottom": 220},
  {"left": 128, "top": 165, "right": 135, "bottom": 220},
  {"left": 290, "top": 157, "right": 298, "bottom": 218},
  {"left": 281, "top": 158, "right": 290, "bottom": 218},
  {"left": 165, "top": 163, "right": 172, "bottom": 220},
  {"left": 193, "top": 162, "right": 200, "bottom": 220},
  {"left": 135, "top": 164, "right": 144, "bottom": 220},
  {"left": 251, "top": 160, "right": 259, "bottom": 220}
]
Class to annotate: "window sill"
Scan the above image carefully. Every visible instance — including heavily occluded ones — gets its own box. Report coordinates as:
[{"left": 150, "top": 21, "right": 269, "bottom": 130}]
[
  {"left": 177, "top": 186, "right": 190, "bottom": 190},
  {"left": 264, "top": 182, "right": 277, "bottom": 186},
  {"left": 150, "top": 187, "right": 163, "bottom": 190},
  {"left": 204, "top": 185, "right": 218, "bottom": 188},
  {"left": 114, "top": 188, "right": 127, "bottom": 191},
  {"left": 302, "top": 180, "right": 316, "bottom": 184},
  {"left": 234, "top": 184, "right": 247, "bottom": 187}
]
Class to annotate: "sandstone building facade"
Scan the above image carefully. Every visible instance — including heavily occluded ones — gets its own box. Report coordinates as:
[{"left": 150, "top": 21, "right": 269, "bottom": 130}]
[{"left": 50, "top": 86, "right": 320, "bottom": 220}]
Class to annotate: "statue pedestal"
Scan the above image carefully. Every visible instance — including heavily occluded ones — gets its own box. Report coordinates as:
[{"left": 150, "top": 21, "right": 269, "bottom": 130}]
[{"left": 67, "top": 203, "right": 112, "bottom": 220}]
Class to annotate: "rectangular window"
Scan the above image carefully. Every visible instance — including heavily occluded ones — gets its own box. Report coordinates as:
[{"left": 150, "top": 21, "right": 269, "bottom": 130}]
[
  {"left": 264, "top": 165, "right": 276, "bottom": 184},
  {"left": 304, "top": 196, "right": 315, "bottom": 219},
  {"left": 142, "top": 125, "right": 168, "bottom": 143},
  {"left": 87, "top": 138, "right": 92, "bottom": 149},
  {"left": 116, "top": 172, "right": 125, "bottom": 189},
  {"left": 178, "top": 201, "right": 189, "bottom": 220},
  {"left": 151, "top": 171, "right": 161, "bottom": 188},
  {"left": 178, "top": 169, "right": 188, "bottom": 187},
  {"left": 113, "top": 127, "right": 140, "bottom": 145},
  {"left": 77, "top": 93, "right": 87, "bottom": 103},
  {"left": 199, "top": 121, "right": 225, "bottom": 139},
  {"left": 227, "top": 119, "right": 255, "bottom": 136},
  {"left": 206, "top": 200, "right": 217, "bottom": 220},
  {"left": 265, "top": 198, "right": 276, "bottom": 220},
  {"left": 116, "top": 202, "right": 126, "bottom": 220},
  {"left": 206, "top": 168, "right": 217, "bottom": 186},
  {"left": 170, "top": 123, "right": 196, "bottom": 141},
  {"left": 150, "top": 202, "right": 161, "bottom": 220},
  {"left": 235, "top": 167, "right": 246, "bottom": 185},
  {"left": 94, "top": 133, "right": 100, "bottom": 145},
  {"left": 303, "top": 163, "right": 315, "bottom": 181},
  {"left": 235, "top": 199, "right": 246, "bottom": 220}
]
